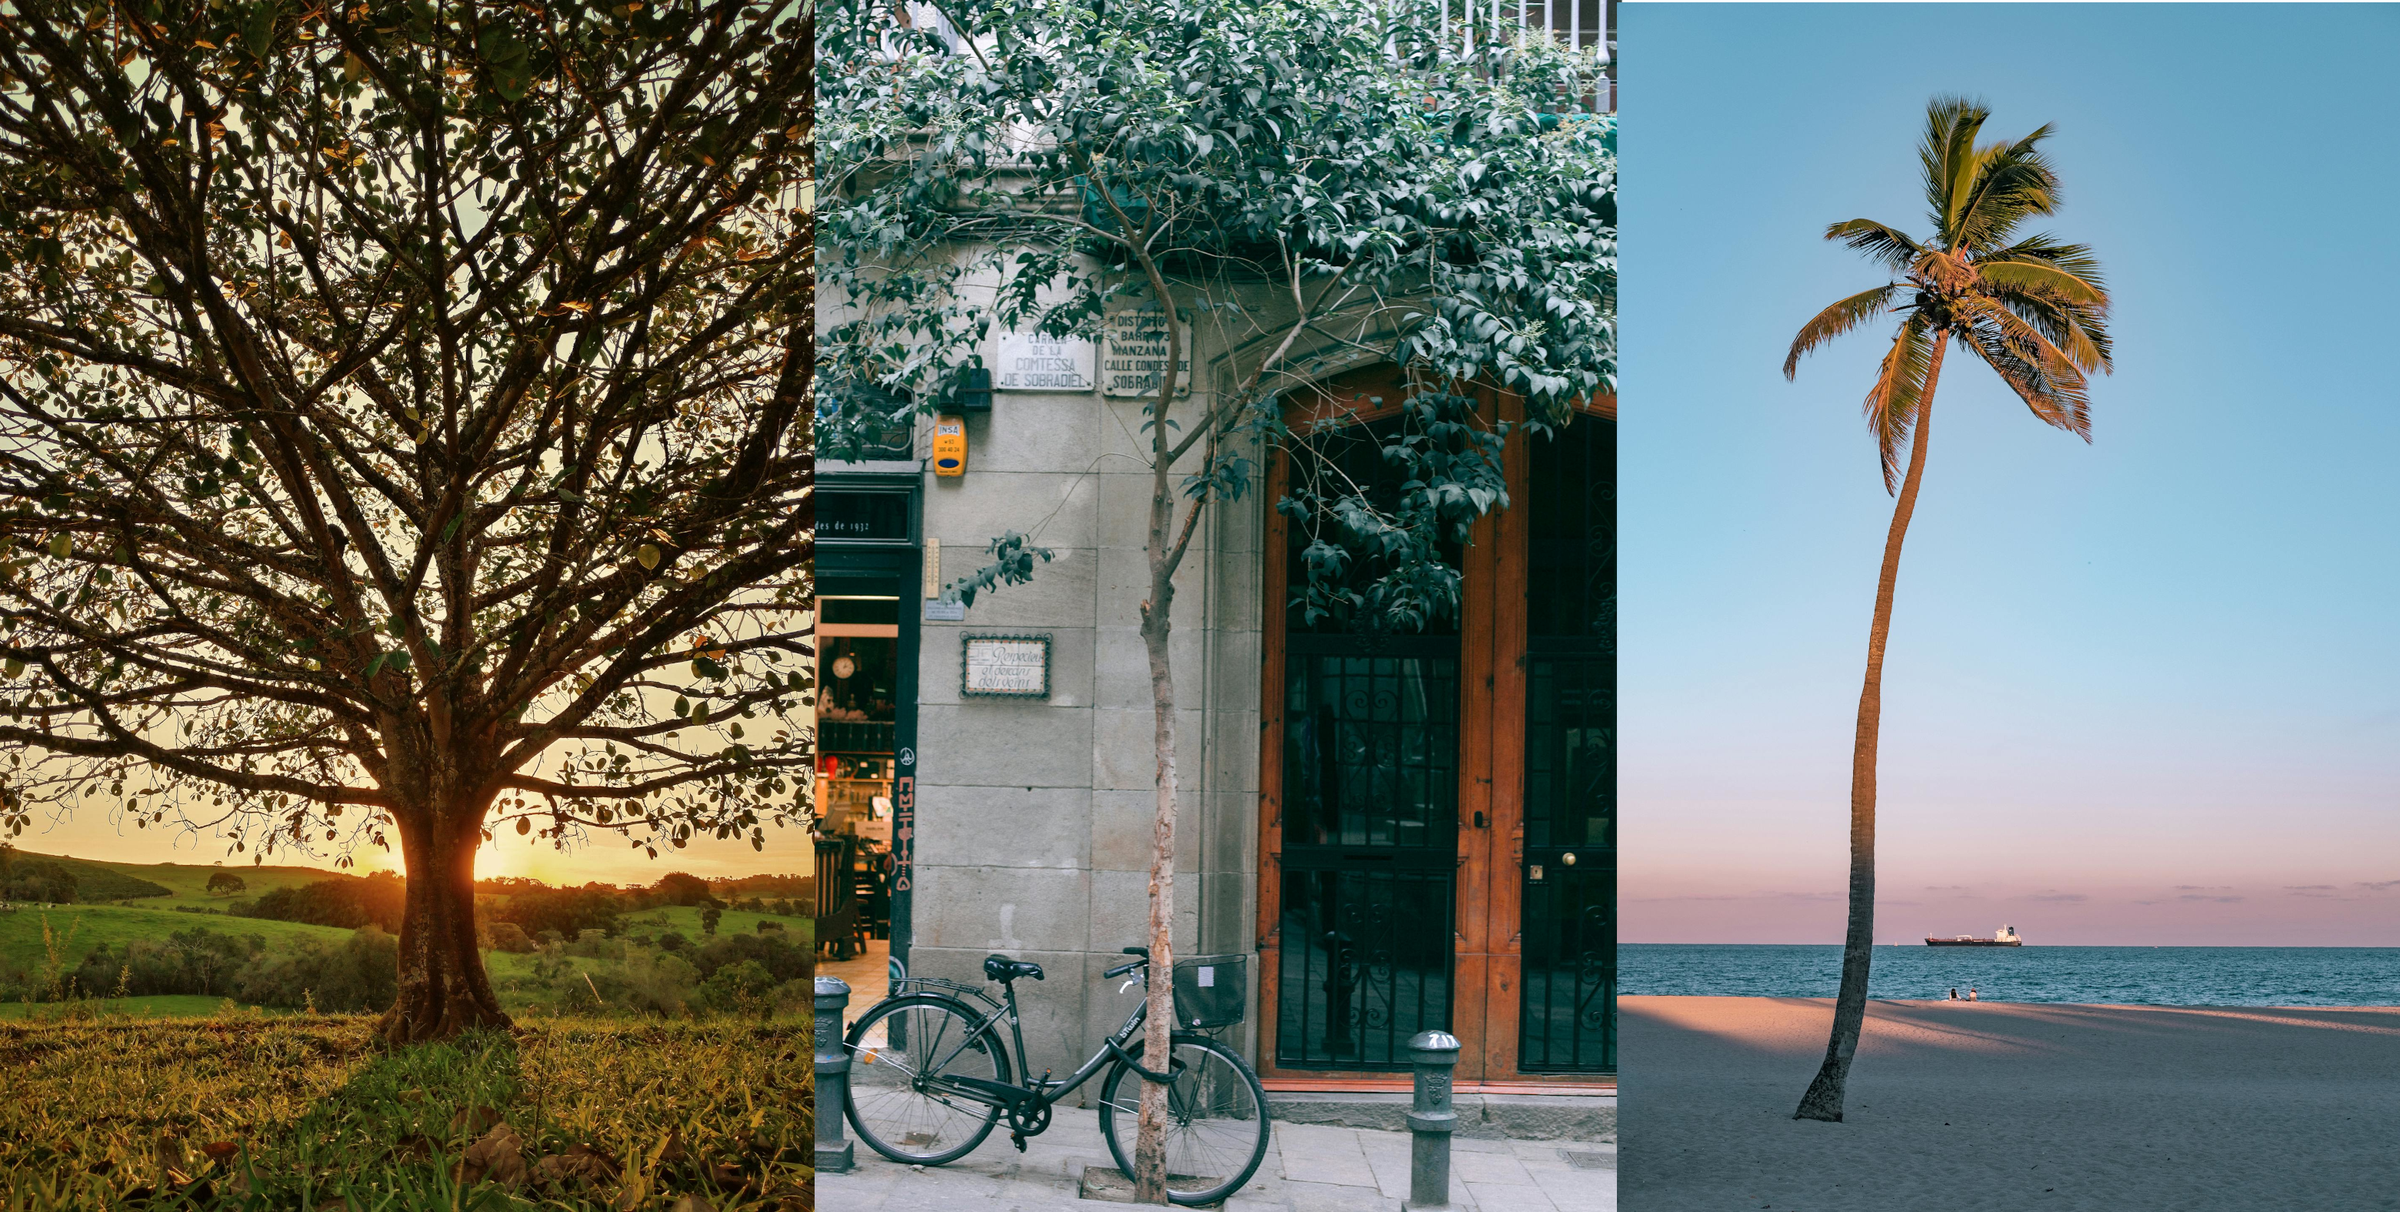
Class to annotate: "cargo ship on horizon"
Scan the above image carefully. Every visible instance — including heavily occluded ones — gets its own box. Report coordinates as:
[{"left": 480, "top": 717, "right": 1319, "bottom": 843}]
[{"left": 1926, "top": 925, "right": 2023, "bottom": 947}]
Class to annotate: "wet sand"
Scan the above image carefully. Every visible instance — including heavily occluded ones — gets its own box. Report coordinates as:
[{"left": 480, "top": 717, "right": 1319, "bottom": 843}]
[{"left": 1622, "top": 996, "right": 2400, "bottom": 1212}]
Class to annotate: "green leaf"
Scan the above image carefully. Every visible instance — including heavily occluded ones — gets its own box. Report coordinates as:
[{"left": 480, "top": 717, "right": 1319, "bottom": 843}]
[
  {"left": 47, "top": 535, "right": 69, "bottom": 559},
  {"left": 243, "top": 2, "right": 278, "bottom": 56},
  {"left": 637, "top": 544, "right": 660, "bottom": 570}
]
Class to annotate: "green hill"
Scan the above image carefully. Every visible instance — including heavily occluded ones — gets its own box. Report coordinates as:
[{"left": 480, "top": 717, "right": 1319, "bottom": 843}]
[
  {"left": 0, "top": 847, "right": 351, "bottom": 904},
  {"left": 0, "top": 902, "right": 352, "bottom": 976}
]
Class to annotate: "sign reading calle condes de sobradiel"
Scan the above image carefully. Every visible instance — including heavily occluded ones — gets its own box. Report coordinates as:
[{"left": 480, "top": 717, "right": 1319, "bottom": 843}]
[
  {"left": 961, "top": 633, "right": 1051, "bottom": 698},
  {"left": 1102, "top": 309, "right": 1192, "bottom": 398},
  {"left": 994, "top": 331, "right": 1096, "bottom": 392}
]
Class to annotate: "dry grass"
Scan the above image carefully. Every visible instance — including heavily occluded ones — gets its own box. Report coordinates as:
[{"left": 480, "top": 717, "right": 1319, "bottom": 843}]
[{"left": 0, "top": 1011, "right": 814, "bottom": 1210}]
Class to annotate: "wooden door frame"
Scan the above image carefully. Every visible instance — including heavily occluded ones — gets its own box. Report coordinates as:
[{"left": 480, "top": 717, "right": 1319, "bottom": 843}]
[{"left": 1253, "top": 365, "right": 1617, "bottom": 1090}]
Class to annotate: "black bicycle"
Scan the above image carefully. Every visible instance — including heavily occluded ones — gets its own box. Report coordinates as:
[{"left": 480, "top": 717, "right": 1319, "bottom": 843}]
[{"left": 842, "top": 946, "right": 1272, "bottom": 1206}]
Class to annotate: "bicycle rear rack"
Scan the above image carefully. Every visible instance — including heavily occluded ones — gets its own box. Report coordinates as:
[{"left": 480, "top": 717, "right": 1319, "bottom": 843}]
[{"left": 891, "top": 974, "right": 1007, "bottom": 1015}]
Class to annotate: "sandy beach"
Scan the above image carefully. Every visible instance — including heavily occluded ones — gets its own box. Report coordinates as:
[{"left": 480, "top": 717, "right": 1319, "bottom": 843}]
[{"left": 1622, "top": 996, "right": 2400, "bottom": 1212}]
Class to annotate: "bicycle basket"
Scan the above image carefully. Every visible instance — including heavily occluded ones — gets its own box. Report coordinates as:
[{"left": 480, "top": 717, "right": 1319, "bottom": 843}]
[{"left": 1169, "top": 954, "right": 1248, "bottom": 1029}]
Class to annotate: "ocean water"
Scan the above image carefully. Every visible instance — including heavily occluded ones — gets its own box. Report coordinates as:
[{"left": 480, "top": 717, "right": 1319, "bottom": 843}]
[{"left": 1623, "top": 944, "right": 2400, "bottom": 1006}]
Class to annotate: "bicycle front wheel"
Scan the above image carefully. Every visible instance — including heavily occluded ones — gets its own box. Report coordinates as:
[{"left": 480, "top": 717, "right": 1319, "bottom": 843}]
[
  {"left": 844, "top": 993, "right": 1013, "bottom": 1165},
  {"left": 1096, "top": 1032, "right": 1273, "bottom": 1205}
]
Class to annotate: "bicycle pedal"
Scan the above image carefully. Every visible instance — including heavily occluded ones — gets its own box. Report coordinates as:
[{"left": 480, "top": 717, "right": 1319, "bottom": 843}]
[{"left": 1010, "top": 1132, "right": 1027, "bottom": 1153}]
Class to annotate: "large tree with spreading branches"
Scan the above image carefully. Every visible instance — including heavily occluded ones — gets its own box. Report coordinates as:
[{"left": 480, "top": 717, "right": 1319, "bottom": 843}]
[
  {"left": 821, "top": 0, "right": 1611, "bottom": 1196},
  {"left": 0, "top": 0, "right": 814, "bottom": 1042}
]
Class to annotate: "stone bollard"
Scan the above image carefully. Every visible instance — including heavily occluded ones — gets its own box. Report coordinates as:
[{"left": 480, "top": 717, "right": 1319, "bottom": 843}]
[
  {"left": 815, "top": 976, "right": 855, "bottom": 1173},
  {"left": 1403, "top": 1029, "right": 1462, "bottom": 1211}
]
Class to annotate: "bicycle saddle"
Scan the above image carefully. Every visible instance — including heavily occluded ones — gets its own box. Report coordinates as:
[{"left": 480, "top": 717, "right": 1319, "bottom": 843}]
[{"left": 984, "top": 954, "right": 1046, "bottom": 983}]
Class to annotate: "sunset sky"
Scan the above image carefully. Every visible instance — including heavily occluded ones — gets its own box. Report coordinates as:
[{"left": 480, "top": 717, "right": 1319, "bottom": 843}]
[
  {"left": 1621, "top": 5, "right": 2400, "bottom": 946},
  {"left": 10, "top": 807, "right": 810, "bottom": 888}
]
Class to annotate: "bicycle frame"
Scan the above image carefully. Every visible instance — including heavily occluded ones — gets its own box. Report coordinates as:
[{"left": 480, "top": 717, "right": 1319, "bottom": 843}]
[{"left": 895, "top": 970, "right": 1157, "bottom": 1122}]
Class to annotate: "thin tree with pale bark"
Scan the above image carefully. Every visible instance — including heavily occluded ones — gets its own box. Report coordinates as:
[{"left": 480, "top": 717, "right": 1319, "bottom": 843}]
[
  {"left": 1784, "top": 96, "right": 2110, "bottom": 1122},
  {"left": 0, "top": 0, "right": 813, "bottom": 1043}
]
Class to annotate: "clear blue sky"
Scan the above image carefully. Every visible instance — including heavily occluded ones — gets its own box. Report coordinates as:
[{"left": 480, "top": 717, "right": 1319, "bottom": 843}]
[{"left": 1620, "top": 4, "right": 2400, "bottom": 945}]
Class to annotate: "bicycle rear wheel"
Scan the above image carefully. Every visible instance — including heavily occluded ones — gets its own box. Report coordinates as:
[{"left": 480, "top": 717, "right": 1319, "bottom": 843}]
[
  {"left": 844, "top": 993, "right": 1013, "bottom": 1165},
  {"left": 1096, "top": 1033, "right": 1273, "bottom": 1206}
]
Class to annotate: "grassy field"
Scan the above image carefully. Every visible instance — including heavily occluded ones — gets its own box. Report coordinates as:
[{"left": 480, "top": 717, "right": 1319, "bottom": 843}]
[
  {"left": 0, "top": 903, "right": 352, "bottom": 977},
  {"left": 0, "top": 1012, "right": 815, "bottom": 1211},
  {"left": 4, "top": 847, "right": 347, "bottom": 903},
  {"left": 0, "top": 995, "right": 303, "bottom": 1020}
]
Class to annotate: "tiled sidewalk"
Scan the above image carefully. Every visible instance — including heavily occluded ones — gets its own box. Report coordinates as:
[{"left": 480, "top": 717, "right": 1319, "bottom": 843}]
[{"left": 821, "top": 1103, "right": 1616, "bottom": 1211}]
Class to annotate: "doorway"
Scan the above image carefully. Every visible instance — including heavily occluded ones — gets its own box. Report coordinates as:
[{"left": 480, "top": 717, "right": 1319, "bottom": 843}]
[{"left": 1257, "top": 366, "right": 1615, "bottom": 1087}]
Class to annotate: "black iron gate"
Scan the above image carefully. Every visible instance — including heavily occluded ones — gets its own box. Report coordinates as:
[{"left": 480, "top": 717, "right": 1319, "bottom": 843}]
[
  {"left": 1518, "top": 415, "right": 1616, "bottom": 1073},
  {"left": 1275, "top": 635, "right": 1460, "bottom": 1069}
]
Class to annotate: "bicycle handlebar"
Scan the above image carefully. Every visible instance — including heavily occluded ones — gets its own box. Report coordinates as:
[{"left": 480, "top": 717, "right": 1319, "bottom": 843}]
[{"left": 1102, "top": 958, "right": 1145, "bottom": 979}]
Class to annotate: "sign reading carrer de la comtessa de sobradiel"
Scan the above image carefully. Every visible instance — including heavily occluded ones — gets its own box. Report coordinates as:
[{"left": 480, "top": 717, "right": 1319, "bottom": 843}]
[{"left": 994, "top": 332, "right": 1096, "bottom": 392}]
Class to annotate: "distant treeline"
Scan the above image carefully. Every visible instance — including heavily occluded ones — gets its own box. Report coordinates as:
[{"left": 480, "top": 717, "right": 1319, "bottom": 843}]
[
  {"left": 0, "top": 925, "right": 399, "bottom": 1011},
  {"left": 0, "top": 853, "right": 173, "bottom": 904},
  {"left": 1, "top": 919, "right": 814, "bottom": 1017},
  {"left": 204, "top": 871, "right": 809, "bottom": 953}
]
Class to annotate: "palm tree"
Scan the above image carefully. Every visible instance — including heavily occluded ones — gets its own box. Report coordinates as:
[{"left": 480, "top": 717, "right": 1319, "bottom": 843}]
[{"left": 1784, "top": 97, "right": 2112, "bottom": 1123}]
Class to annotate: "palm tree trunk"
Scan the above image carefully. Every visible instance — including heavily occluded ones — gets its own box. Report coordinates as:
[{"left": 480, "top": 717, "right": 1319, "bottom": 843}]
[{"left": 1793, "top": 330, "right": 1949, "bottom": 1123}]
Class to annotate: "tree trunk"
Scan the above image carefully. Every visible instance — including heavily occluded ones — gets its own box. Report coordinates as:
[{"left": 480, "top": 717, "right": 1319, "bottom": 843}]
[
  {"left": 377, "top": 809, "right": 512, "bottom": 1044},
  {"left": 1132, "top": 553, "right": 1181, "bottom": 1204},
  {"left": 1793, "top": 332, "right": 1949, "bottom": 1122}
]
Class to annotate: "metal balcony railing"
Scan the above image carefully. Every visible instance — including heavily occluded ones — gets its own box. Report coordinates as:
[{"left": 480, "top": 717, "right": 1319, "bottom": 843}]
[
  {"left": 889, "top": 0, "right": 1614, "bottom": 115},
  {"left": 1390, "top": 0, "right": 1616, "bottom": 113}
]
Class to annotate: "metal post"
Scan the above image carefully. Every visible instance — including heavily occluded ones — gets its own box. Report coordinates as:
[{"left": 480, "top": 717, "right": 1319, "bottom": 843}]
[
  {"left": 1403, "top": 1030, "right": 1461, "bottom": 1210},
  {"left": 816, "top": 976, "right": 856, "bottom": 1174}
]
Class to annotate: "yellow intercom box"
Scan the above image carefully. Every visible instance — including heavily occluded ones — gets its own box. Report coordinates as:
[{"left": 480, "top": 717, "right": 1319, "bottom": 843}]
[
  {"left": 931, "top": 414, "right": 967, "bottom": 476},
  {"left": 926, "top": 412, "right": 964, "bottom": 475}
]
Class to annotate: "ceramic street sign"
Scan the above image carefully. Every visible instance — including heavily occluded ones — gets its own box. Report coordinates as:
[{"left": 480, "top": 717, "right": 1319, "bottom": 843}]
[
  {"left": 961, "top": 634, "right": 1051, "bottom": 697},
  {"left": 1102, "top": 309, "right": 1193, "bottom": 398},
  {"left": 994, "top": 332, "right": 1097, "bottom": 392}
]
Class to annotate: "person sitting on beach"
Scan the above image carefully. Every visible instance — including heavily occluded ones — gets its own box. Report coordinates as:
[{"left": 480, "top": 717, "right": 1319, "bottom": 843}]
[
  {"left": 1968, "top": 987, "right": 1979, "bottom": 1002},
  {"left": 1948, "top": 988, "right": 1959, "bottom": 1000}
]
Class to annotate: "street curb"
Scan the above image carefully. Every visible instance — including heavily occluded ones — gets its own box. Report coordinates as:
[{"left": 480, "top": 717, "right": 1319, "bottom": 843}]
[{"left": 1267, "top": 1093, "right": 1617, "bottom": 1141}]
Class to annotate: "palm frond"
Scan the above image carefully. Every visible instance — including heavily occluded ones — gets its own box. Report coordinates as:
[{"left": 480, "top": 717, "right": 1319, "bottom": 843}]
[
  {"left": 1975, "top": 258, "right": 2104, "bottom": 306},
  {"left": 1957, "top": 301, "right": 2091, "bottom": 438},
  {"left": 1785, "top": 283, "right": 1906, "bottom": 379},
  {"left": 1863, "top": 313, "right": 1936, "bottom": 493},
  {"left": 1918, "top": 96, "right": 1990, "bottom": 244},
  {"left": 1953, "top": 127, "right": 2061, "bottom": 252},
  {"left": 1984, "top": 232, "right": 2107, "bottom": 290},
  {"left": 1822, "top": 219, "right": 1923, "bottom": 274},
  {"left": 1986, "top": 284, "right": 2112, "bottom": 374}
]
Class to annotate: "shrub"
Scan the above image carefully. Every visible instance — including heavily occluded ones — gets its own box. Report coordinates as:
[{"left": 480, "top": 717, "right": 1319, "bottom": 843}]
[
  {"left": 696, "top": 959, "right": 776, "bottom": 1017},
  {"left": 485, "top": 921, "right": 536, "bottom": 953},
  {"left": 491, "top": 887, "right": 624, "bottom": 941},
  {"left": 230, "top": 927, "right": 398, "bottom": 1012},
  {"left": 616, "top": 953, "right": 701, "bottom": 1017},
  {"left": 235, "top": 873, "right": 404, "bottom": 931},
  {"left": 657, "top": 932, "right": 689, "bottom": 953},
  {"left": 651, "top": 872, "right": 719, "bottom": 907},
  {"left": 690, "top": 932, "right": 810, "bottom": 985},
  {"left": 66, "top": 927, "right": 265, "bottom": 999}
]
